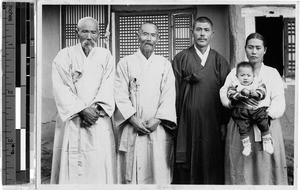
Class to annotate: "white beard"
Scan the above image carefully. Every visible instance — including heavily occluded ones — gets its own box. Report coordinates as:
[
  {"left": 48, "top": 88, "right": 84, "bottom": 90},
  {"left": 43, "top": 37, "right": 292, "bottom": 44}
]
[
  {"left": 82, "top": 40, "right": 95, "bottom": 56},
  {"left": 141, "top": 48, "right": 153, "bottom": 59}
]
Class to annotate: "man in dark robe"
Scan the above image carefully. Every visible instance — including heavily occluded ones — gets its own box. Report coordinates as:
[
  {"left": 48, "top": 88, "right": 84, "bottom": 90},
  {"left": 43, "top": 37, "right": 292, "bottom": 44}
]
[{"left": 172, "top": 16, "right": 231, "bottom": 184}]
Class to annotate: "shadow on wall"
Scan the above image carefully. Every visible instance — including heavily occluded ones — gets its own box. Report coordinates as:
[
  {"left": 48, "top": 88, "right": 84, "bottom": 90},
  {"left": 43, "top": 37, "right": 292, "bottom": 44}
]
[{"left": 40, "top": 86, "right": 295, "bottom": 184}]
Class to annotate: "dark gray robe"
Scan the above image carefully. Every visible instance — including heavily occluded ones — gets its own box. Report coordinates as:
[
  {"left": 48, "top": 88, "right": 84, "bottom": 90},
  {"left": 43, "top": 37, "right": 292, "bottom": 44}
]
[{"left": 172, "top": 46, "right": 231, "bottom": 184}]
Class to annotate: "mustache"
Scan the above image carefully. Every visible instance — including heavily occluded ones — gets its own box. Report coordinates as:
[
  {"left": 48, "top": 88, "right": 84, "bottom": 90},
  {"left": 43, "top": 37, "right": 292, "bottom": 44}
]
[
  {"left": 82, "top": 40, "right": 96, "bottom": 47},
  {"left": 144, "top": 42, "right": 154, "bottom": 46}
]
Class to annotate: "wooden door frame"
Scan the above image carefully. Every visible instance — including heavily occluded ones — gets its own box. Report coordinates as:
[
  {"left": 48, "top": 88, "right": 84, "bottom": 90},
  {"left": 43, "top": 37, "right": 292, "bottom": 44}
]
[{"left": 114, "top": 8, "right": 196, "bottom": 62}]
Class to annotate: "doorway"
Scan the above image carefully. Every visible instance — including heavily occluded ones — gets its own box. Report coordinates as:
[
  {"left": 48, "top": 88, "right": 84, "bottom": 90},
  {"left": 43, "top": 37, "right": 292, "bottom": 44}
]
[{"left": 255, "top": 16, "right": 284, "bottom": 76}]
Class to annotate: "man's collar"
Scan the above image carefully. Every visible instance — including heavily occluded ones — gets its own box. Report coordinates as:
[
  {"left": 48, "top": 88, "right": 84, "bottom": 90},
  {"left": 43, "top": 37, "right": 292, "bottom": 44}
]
[
  {"left": 137, "top": 48, "right": 155, "bottom": 61},
  {"left": 76, "top": 43, "right": 96, "bottom": 57},
  {"left": 194, "top": 44, "right": 210, "bottom": 55}
]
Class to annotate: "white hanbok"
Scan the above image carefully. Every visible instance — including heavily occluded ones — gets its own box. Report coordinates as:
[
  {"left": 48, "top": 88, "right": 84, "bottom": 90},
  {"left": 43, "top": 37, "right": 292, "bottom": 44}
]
[
  {"left": 114, "top": 49, "right": 177, "bottom": 184},
  {"left": 220, "top": 63, "right": 288, "bottom": 184},
  {"left": 51, "top": 44, "right": 116, "bottom": 184}
]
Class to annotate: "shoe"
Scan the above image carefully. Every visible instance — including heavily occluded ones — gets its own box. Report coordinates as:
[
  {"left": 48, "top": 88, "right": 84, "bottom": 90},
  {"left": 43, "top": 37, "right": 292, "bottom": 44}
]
[
  {"left": 262, "top": 134, "right": 274, "bottom": 154},
  {"left": 241, "top": 137, "right": 251, "bottom": 156}
]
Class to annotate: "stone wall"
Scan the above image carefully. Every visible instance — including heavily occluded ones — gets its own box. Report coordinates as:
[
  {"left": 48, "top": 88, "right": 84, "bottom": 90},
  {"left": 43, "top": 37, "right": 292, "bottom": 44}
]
[
  {"left": 41, "top": 121, "right": 55, "bottom": 184},
  {"left": 280, "top": 84, "right": 295, "bottom": 185}
]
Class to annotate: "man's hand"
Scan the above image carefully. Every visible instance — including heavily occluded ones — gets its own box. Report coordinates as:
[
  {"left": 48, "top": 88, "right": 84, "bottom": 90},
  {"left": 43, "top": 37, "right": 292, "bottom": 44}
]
[
  {"left": 144, "top": 118, "right": 161, "bottom": 133},
  {"left": 81, "top": 118, "right": 92, "bottom": 128},
  {"left": 80, "top": 107, "right": 101, "bottom": 125},
  {"left": 129, "top": 115, "right": 151, "bottom": 135},
  {"left": 98, "top": 109, "right": 108, "bottom": 117}
]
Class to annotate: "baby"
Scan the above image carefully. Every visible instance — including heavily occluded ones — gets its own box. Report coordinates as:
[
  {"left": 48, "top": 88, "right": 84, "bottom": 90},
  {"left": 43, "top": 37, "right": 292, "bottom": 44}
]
[{"left": 227, "top": 61, "right": 273, "bottom": 156}]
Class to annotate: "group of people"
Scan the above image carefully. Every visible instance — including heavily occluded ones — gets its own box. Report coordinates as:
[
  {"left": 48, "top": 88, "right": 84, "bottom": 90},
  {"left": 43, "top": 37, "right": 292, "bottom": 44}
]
[{"left": 50, "top": 16, "right": 288, "bottom": 185}]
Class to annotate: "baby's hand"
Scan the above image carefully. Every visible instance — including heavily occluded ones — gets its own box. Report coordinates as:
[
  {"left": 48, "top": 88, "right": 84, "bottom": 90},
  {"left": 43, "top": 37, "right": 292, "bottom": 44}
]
[
  {"left": 235, "top": 93, "right": 248, "bottom": 100},
  {"left": 240, "top": 88, "right": 250, "bottom": 97},
  {"left": 249, "top": 91, "right": 260, "bottom": 100}
]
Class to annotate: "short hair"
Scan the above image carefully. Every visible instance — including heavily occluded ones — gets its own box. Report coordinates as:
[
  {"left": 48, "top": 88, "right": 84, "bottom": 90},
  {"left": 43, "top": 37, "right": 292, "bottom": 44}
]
[
  {"left": 245, "top": 32, "right": 267, "bottom": 48},
  {"left": 77, "top": 17, "right": 99, "bottom": 31},
  {"left": 192, "top": 16, "right": 214, "bottom": 30},
  {"left": 236, "top": 61, "right": 254, "bottom": 74},
  {"left": 138, "top": 21, "right": 159, "bottom": 34}
]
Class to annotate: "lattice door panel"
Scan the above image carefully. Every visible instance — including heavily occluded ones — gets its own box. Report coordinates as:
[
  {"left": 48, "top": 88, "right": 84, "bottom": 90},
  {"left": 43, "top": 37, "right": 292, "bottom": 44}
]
[
  {"left": 284, "top": 18, "right": 295, "bottom": 77},
  {"left": 172, "top": 14, "right": 193, "bottom": 57},
  {"left": 117, "top": 14, "right": 170, "bottom": 60},
  {"left": 63, "top": 5, "right": 107, "bottom": 48}
]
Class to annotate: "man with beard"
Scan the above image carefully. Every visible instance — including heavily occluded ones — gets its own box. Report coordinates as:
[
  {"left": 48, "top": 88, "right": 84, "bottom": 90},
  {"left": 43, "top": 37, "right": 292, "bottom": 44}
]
[
  {"left": 172, "top": 16, "right": 231, "bottom": 184},
  {"left": 51, "top": 17, "right": 116, "bottom": 184},
  {"left": 114, "top": 21, "right": 177, "bottom": 184}
]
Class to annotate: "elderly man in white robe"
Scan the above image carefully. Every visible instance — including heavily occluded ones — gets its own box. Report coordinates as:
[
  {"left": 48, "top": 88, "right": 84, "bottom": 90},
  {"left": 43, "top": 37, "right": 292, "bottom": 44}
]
[
  {"left": 114, "top": 21, "right": 177, "bottom": 184},
  {"left": 51, "top": 17, "right": 116, "bottom": 184}
]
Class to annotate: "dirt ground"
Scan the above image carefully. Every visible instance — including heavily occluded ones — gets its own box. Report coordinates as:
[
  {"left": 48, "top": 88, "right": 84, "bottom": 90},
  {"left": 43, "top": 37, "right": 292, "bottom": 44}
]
[{"left": 41, "top": 85, "right": 295, "bottom": 184}]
